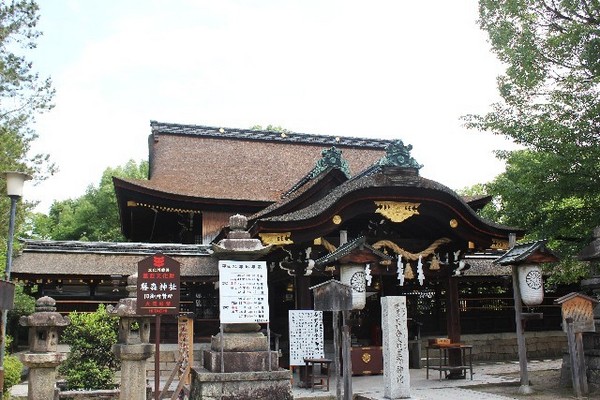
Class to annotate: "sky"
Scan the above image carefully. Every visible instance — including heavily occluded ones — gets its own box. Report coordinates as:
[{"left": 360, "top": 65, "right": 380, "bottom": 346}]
[{"left": 25, "top": 0, "right": 515, "bottom": 213}]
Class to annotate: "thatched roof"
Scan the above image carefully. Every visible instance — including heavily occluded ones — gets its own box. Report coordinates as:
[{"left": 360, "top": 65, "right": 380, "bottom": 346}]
[
  {"left": 11, "top": 240, "right": 217, "bottom": 278},
  {"left": 117, "top": 121, "right": 392, "bottom": 203}
]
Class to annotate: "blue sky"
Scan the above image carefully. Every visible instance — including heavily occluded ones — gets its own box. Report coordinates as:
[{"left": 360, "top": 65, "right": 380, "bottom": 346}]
[{"left": 26, "top": 1, "right": 515, "bottom": 212}]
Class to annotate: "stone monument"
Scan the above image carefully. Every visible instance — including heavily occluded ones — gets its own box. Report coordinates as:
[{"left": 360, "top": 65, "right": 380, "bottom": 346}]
[
  {"left": 189, "top": 214, "right": 292, "bottom": 400},
  {"left": 19, "top": 296, "right": 69, "bottom": 400},
  {"left": 381, "top": 296, "right": 410, "bottom": 399}
]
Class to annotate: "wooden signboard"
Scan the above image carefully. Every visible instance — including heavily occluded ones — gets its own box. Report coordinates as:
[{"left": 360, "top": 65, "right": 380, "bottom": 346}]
[
  {"left": 556, "top": 292, "right": 597, "bottom": 333},
  {"left": 218, "top": 260, "right": 269, "bottom": 324},
  {"left": 288, "top": 310, "right": 324, "bottom": 366},
  {"left": 137, "top": 253, "right": 181, "bottom": 315},
  {"left": 311, "top": 279, "right": 353, "bottom": 312}
]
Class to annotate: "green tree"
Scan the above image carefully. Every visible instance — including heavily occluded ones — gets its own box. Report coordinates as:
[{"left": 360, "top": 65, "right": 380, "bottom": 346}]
[
  {"left": 59, "top": 305, "right": 119, "bottom": 390},
  {"left": 29, "top": 159, "right": 148, "bottom": 241},
  {"left": 463, "top": 1, "right": 600, "bottom": 282},
  {"left": 0, "top": 0, "right": 56, "bottom": 215}
]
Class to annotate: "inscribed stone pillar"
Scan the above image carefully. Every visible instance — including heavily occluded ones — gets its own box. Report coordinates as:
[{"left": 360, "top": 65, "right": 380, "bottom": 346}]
[{"left": 381, "top": 296, "right": 410, "bottom": 399}]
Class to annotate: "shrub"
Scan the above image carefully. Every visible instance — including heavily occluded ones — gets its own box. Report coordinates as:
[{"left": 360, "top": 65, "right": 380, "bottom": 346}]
[
  {"left": 58, "top": 304, "right": 119, "bottom": 390},
  {"left": 2, "top": 353, "right": 23, "bottom": 395}
]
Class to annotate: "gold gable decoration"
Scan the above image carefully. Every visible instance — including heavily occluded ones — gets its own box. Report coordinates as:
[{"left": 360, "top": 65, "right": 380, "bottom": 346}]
[
  {"left": 259, "top": 232, "right": 293, "bottom": 245},
  {"left": 374, "top": 201, "right": 420, "bottom": 223},
  {"left": 491, "top": 238, "right": 509, "bottom": 250}
]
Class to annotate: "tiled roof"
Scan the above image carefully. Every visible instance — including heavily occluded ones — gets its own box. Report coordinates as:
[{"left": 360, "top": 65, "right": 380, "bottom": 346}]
[
  {"left": 17, "top": 239, "right": 212, "bottom": 256},
  {"left": 314, "top": 236, "right": 392, "bottom": 267},
  {"left": 150, "top": 121, "right": 395, "bottom": 149},
  {"left": 494, "top": 239, "right": 559, "bottom": 265}
]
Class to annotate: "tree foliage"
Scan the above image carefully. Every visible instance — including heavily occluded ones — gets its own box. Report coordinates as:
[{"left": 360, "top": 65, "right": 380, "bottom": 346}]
[
  {"left": 58, "top": 305, "right": 119, "bottom": 390},
  {"left": 463, "top": 1, "right": 600, "bottom": 283},
  {"left": 0, "top": 0, "right": 54, "bottom": 273},
  {"left": 29, "top": 159, "right": 148, "bottom": 241}
]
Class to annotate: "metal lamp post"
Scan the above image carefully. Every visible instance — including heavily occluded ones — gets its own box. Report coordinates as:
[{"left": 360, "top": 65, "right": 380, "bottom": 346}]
[{"left": 0, "top": 171, "right": 32, "bottom": 391}]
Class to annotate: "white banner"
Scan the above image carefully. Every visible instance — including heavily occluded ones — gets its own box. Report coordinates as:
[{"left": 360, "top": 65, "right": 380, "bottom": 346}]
[
  {"left": 218, "top": 260, "right": 269, "bottom": 324},
  {"left": 288, "top": 310, "right": 324, "bottom": 365}
]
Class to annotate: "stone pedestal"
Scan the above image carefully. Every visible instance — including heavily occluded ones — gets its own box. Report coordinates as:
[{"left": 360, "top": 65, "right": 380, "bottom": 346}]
[
  {"left": 20, "top": 352, "right": 66, "bottom": 400},
  {"left": 203, "top": 332, "right": 278, "bottom": 373},
  {"left": 381, "top": 296, "right": 410, "bottom": 399},
  {"left": 190, "top": 368, "right": 292, "bottom": 400},
  {"left": 113, "top": 343, "right": 155, "bottom": 399},
  {"left": 19, "top": 296, "right": 69, "bottom": 400}
]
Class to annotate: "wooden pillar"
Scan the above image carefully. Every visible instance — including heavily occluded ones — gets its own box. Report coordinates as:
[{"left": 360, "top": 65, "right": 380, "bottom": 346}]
[
  {"left": 295, "top": 270, "right": 312, "bottom": 310},
  {"left": 445, "top": 274, "right": 462, "bottom": 375}
]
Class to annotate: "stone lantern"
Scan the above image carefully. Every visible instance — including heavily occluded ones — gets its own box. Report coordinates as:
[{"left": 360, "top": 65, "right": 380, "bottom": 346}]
[
  {"left": 19, "top": 296, "right": 69, "bottom": 400},
  {"left": 108, "top": 274, "right": 154, "bottom": 400}
]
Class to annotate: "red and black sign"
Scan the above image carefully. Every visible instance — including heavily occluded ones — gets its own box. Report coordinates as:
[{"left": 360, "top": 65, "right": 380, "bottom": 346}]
[{"left": 137, "top": 253, "right": 180, "bottom": 315}]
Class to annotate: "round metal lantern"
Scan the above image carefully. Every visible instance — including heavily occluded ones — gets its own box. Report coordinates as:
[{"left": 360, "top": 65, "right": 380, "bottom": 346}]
[
  {"left": 518, "top": 264, "right": 544, "bottom": 306},
  {"left": 340, "top": 264, "right": 366, "bottom": 310}
]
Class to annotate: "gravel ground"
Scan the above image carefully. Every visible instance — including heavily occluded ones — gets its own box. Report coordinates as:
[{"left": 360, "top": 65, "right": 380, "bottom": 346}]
[{"left": 473, "top": 366, "right": 598, "bottom": 400}]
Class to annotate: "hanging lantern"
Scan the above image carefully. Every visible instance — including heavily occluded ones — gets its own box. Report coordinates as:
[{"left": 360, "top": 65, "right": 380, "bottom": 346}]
[
  {"left": 518, "top": 264, "right": 544, "bottom": 306},
  {"left": 340, "top": 264, "right": 366, "bottom": 310}
]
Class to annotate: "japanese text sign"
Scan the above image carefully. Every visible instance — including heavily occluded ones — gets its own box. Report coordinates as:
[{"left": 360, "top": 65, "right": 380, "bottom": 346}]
[
  {"left": 288, "top": 310, "right": 324, "bottom": 365},
  {"left": 137, "top": 253, "right": 180, "bottom": 315},
  {"left": 219, "top": 260, "right": 269, "bottom": 324}
]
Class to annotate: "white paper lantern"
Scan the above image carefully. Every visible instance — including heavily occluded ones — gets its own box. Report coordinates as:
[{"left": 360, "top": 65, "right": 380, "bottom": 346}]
[
  {"left": 518, "top": 264, "right": 544, "bottom": 306},
  {"left": 340, "top": 264, "right": 366, "bottom": 310}
]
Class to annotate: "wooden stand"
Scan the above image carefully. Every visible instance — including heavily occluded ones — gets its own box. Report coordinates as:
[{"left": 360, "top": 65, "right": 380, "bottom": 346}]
[
  {"left": 425, "top": 344, "right": 473, "bottom": 380},
  {"left": 303, "top": 358, "right": 332, "bottom": 391}
]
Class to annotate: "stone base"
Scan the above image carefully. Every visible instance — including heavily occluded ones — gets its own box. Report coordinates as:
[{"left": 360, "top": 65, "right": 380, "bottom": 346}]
[
  {"left": 189, "top": 367, "right": 292, "bottom": 400},
  {"left": 203, "top": 349, "right": 279, "bottom": 372},
  {"left": 211, "top": 332, "right": 268, "bottom": 352}
]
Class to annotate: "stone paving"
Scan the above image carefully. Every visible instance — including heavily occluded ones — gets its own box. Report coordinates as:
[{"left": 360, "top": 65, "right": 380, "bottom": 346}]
[
  {"left": 9, "top": 358, "right": 562, "bottom": 399},
  {"left": 292, "top": 359, "right": 562, "bottom": 400}
]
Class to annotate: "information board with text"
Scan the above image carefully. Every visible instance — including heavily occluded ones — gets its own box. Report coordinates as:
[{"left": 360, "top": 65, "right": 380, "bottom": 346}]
[
  {"left": 219, "top": 260, "right": 269, "bottom": 324},
  {"left": 137, "top": 253, "right": 180, "bottom": 315},
  {"left": 288, "top": 310, "right": 324, "bottom": 365}
]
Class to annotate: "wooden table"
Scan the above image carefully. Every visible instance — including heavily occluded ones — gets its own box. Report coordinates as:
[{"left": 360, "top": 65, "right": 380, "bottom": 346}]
[
  {"left": 426, "top": 344, "right": 473, "bottom": 380},
  {"left": 303, "top": 358, "right": 332, "bottom": 391}
]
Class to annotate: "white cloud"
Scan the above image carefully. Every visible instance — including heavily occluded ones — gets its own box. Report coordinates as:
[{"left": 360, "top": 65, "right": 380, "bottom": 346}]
[{"left": 27, "top": 1, "right": 513, "bottom": 211}]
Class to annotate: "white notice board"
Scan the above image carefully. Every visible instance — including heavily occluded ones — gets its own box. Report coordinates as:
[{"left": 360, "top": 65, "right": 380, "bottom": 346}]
[
  {"left": 219, "top": 260, "right": 269, "bottom": 324},
  {"left": 288, "top": 310, "right": 324, "bottom": 366}
]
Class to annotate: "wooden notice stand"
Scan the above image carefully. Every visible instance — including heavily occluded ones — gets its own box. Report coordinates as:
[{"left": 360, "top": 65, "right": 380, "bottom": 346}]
[{"left": 425, "top": 343, "right": 473, "bottom": 380}]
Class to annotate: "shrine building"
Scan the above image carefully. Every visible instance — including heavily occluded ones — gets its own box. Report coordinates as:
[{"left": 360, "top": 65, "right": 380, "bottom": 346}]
[{"left": 12, "top": 121, "right": 567, "bottom": 364}]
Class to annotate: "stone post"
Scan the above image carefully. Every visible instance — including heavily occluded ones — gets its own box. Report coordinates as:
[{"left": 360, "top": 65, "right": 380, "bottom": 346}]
[
  {"left": 381, "top": 296, "right": 410, "bottom": 399},
  {"left": 19, "top": 296, "right": 69, "bottom": 400},
  {"left": 109, "top": 274, "right": 154, "bottom": 400}
]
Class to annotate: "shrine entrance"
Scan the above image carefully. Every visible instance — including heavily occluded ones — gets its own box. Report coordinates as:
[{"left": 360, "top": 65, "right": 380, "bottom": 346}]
[{"left": 243, "top": 142, "right": 522, "bottom": 373}]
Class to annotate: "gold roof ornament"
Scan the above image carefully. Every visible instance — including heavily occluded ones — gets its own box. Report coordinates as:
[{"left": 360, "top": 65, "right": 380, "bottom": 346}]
[
  {"left": 259, "top": 232, "right": 293, "bottom": 245},
  {"left": 374, "top": 201, "right": 420, "bottom": 223}
]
